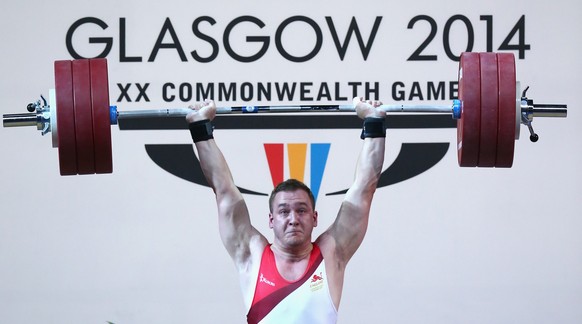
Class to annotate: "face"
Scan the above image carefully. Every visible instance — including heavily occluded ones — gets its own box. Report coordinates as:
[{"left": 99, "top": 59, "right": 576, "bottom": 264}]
[{"left": 269, "top": 190, "right": 318, "bottom": 248}]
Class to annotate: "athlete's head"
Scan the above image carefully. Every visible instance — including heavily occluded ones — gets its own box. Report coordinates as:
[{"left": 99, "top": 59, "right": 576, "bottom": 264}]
[{"left": 268, "top": 179, "right": 318, "bottom": 247}]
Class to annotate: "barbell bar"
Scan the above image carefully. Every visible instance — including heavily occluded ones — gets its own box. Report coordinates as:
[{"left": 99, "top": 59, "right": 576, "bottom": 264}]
[{"left": 2, "top": 52, "right": 567, "bottom": 175}]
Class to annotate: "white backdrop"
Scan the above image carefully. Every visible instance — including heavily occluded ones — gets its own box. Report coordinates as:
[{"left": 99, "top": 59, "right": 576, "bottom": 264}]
[{"left": 1, "top": 0, "right": 581, "bottom": 323}]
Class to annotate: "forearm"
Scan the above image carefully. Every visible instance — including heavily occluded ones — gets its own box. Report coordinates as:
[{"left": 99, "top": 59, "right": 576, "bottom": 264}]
[
  {"left": 345, "top": 136, "right": 385, "bottom": 204},
  {"left": 194, "top": 139, "right": 240, "bottom": 198}
]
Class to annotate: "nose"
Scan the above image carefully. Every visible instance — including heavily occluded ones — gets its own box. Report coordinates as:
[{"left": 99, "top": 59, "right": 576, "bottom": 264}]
[{"left": 288, "top": 212, "right": 299, "bottom": 226}]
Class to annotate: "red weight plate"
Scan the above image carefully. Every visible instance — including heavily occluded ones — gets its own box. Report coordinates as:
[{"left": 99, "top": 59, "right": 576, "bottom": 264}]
[
  {"left": 495, "top": 53, "right": 516, "bottom": 168},
  {"left": 55, "top": 60, "right": 77, "bottom": 175},
  {"left": 477, "top": 53, "right": 499, "bottom": 167},
  {"left": 457, "top": 52, "right": 481, "bottom": 167},
  {"left": 89, "top": 59, "right": 113, "bottom": 174},
  {"left": 72, "top": 59, "right": 96, "bottom": 174}
]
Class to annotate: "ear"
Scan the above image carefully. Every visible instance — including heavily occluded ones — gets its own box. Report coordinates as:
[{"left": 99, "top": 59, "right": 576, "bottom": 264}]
[
  {"left": 313, "top": 211, "right": 318, "bottom": 227},
  {"left": 269, "top": 213, "right": 274, "bottom": 229}
]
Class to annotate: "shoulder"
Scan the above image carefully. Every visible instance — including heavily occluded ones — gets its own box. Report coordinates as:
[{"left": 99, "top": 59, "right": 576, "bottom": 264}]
[
  {"left": 238, "top": 236, "right": 270, "bottom": 272},
  {"left": 314, "top": 233, "right": 340, "bottom": 266}
]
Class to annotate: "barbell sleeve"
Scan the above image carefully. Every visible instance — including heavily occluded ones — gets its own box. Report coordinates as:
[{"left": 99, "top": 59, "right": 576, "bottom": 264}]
[
  {"left": 2, "top": 113, "right": 38, "bottom": 127},
  {"left": 524, "top": 104, "right": 568, "bottom": 118}
]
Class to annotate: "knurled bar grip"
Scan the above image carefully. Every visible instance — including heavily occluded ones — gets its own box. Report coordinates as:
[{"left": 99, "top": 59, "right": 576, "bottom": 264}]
[{"left": 115, "top": 104, "right": 455, "bottom": 120}]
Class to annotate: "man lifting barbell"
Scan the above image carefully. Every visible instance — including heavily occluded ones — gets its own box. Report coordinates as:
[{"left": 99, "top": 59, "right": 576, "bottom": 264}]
[
  {"left": 185, "top": 97, "right": 386, "bottom": 323},
  {"left": 0, "top": 52, "right": 569, "bottom": 323}
]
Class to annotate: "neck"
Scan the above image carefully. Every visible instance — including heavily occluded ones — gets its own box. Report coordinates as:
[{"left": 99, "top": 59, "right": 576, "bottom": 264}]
[{"left": 271, "top": 241, "right": 313, "bottom": 262}]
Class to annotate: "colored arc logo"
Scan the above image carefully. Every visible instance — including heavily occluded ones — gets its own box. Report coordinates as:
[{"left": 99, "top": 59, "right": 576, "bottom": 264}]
[
  {"left": 121, "top": 114, "right": 455, "bottom": 199},
  {"left": 144, "top": 141, "right": 449, "bottom": 200}
]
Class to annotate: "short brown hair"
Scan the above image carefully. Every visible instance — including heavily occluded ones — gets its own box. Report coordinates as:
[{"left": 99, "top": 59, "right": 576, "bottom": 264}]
[{"left": 268, "top": 179, "right": 315, "bottom": 212}]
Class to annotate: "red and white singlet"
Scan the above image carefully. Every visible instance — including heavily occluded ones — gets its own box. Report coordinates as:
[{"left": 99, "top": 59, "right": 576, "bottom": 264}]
[{"left": 246, "top": 244, "right": 338, "bottom": 324}]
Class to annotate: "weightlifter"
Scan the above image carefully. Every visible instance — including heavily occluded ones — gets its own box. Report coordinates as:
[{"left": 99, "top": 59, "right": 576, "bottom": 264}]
[{"left": 185, "top": 97, "right": 386, "bottom": 323}]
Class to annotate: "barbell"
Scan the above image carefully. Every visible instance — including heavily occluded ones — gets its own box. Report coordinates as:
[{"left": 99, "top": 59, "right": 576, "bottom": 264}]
[{"left": 2, "top": 52, "right": 567, "bottom": 175}]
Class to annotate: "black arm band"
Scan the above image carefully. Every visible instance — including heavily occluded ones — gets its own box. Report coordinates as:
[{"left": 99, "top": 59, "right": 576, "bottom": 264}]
[
  {"left": 360, "top": 117, "right": 386, "bottom": 139},
  {"left": 189, "top": 119, "right": 214, "bottom": 142}
]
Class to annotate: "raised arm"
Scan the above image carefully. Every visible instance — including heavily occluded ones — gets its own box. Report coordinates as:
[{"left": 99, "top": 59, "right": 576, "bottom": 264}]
[
  {"left": 317, "top": 97, "right": 386, "bottom": 265},
  {"left": 186, "top": 100, "right": 268, "bottom": 267}
]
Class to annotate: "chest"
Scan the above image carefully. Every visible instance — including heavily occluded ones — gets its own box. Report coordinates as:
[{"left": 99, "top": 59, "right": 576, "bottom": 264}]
[{"left": 274, "top": 257, "right": 310, "bottom": 281}]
